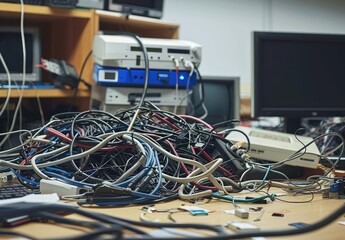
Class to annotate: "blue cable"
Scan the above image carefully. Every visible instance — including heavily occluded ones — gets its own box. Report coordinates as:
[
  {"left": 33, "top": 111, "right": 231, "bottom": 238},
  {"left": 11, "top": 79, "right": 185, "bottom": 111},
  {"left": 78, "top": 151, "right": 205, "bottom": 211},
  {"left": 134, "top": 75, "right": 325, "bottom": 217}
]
[
  {"left": 149, "top": 149, "right": 163, "bottom": 196},
  {"left": 98, "top": 138, "right": 163, "bottom": 205},
  {"left": 115, "top": 139, "right": 153, "bottom": 187},
  {"left": 43, "top": 171, "right": 95, "bottom": 188},
  {"left": 10, "top": 169, "right": 39, "bottom": 186},
  {"left": 45, "top": 167, "right": 72, "bottom": 177}
]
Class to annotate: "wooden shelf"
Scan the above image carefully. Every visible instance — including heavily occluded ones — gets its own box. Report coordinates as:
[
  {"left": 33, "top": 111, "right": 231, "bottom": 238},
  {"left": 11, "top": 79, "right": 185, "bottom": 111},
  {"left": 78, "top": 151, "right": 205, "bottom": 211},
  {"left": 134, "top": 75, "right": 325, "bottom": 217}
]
[
  {"left": 0, "top": 3, "right": 180, "bottom": 114},
  {"left": 0, "top": 2, "right": 93, "bottom": 19},
  {"left": 0, "top": 88, "right": 90, "bottom": 98},
  {"left": 0, "top": 2, "right": 95, "bottom": 103}
]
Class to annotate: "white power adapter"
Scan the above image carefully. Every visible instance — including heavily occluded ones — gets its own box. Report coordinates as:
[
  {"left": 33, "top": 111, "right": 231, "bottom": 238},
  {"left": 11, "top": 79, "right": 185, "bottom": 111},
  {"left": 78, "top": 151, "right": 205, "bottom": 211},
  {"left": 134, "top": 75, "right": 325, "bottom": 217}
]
[
  {"left": 40, "top": 179, "right": 88, "bottom": 197},
  {"left": 226, "top": 221, "right": 259, "bottom": 232}
]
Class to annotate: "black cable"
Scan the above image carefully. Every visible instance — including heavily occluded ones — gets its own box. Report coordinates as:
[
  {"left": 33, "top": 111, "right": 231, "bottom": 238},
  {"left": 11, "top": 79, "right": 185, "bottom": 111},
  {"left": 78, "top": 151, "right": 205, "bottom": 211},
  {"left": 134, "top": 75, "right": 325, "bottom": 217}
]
[
  {"left": 211, "top": 119, "right": 240, "bottom": 130},
  {"left": 2, "top": 201, "right": 345, "bottom": 240},
  {"left": 69, "top": 50, "right": 93, "bottom": 112},
  {"left": 54, "top": 227, "right": 123, "bottom": 240},
  {"left": 104, "top": 32, "right": 149, "bottom": 109},
  {"left": 0, "top": 230, "right": 37, "bottom": 240},
  {"left": 192, "top": 63, "right": 204, "bottom": 109},
  {"left": 1, "top": 203, "right": 146, "bottom": 235},
  {"left": 35, "top": 212, "right": 104, "bottom": 229},
  {"left": 223, "top": 128, "right": 252, "bottom": 153}
]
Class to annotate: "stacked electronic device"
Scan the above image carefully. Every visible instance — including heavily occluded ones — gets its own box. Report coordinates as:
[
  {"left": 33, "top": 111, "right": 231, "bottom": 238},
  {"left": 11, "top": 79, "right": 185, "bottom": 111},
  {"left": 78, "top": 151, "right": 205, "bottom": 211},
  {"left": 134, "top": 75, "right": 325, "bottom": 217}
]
[
  {"left": 80, "top": 0, "right": 164, "bottom": 19},
  {"left": 91, "top": 34, "right": 202, "bottom": 114}
]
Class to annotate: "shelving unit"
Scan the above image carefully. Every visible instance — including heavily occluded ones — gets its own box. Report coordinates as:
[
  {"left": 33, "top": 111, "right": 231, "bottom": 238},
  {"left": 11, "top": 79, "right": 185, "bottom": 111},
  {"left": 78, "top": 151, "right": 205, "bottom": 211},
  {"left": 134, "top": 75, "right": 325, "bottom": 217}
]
[
  {"left": 0, "top": 3, "right": 179, "bottom": 116},
  {"left": 95, "top": 10, "right": 179, "bottom": 39},
  {"left": 0, "top": 3, "right": 94, "bottom": 98}
]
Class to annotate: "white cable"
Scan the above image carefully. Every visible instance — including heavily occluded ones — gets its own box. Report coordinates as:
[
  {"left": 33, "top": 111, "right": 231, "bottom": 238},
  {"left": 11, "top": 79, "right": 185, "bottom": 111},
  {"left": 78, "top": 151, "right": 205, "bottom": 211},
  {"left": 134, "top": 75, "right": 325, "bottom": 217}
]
[
  {"left": 199, "top": 102, "right": 209, "bottom": 120},
  {"left": 194, "top": 79, "right": 208, "bottom": 120},
  {"left": 15, "top": 132, "right": 148, "bottom": 180},
  {"left": 99, "top": 132, "right": 218, "bottom": 174},
  {"left": 0, "top": 53, "right": 12, "bottom": 118},
  {"left": 0, "top": 127, "right": 328, "bottom": 192},
  {"left": 240, "top": 179, "right": 321, "bottom": 190},
  {"left": 0, "top": 129, "right": 32, "bottom": 155},
  {"left": 35, "top": 88, "right": 45, "bottom": 126},
  {"left": 0, "top": 130, "right": 226, "bottom": 188},
  {"left": 19, "top": 104, "right": 22, "bottom": 130},
  {"left": 173, "top": 58, "right": 179, "bottom": 114},
  {"left": 127, "top": 108, "right": 141, "bottom": 131},
  {"left": 199, "top": 79, "right": 208, "bottom": 120},
  {"left": 0, "top": 0, "right": 26, "bottom": 148},
  {"left": 163, "top": 158, "right": 223, "bottom": 184},
  {"left": 30, "top": 145, "right": 71, "bottom": 179},
  {"left": 179, "top": 60, "right": 194, "bottom": 113}
]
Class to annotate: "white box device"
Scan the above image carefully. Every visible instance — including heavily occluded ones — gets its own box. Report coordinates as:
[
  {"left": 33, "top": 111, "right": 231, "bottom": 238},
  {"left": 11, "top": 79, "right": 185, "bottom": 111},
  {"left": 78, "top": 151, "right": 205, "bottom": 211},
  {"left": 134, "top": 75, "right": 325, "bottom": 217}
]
[
  {"left": 226, "top": 126, "right": 320, "bottom": 168},
  {"left": 93, "top": 34, "right": 202, "bottom": 70}
]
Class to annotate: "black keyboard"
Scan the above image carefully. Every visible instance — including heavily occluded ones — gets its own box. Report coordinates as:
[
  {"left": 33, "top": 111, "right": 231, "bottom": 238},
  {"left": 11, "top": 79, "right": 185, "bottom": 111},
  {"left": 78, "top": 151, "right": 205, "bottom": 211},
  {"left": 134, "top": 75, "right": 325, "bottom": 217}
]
[{"left": 0, "top": 184, "right": 39, "bottom": 200}]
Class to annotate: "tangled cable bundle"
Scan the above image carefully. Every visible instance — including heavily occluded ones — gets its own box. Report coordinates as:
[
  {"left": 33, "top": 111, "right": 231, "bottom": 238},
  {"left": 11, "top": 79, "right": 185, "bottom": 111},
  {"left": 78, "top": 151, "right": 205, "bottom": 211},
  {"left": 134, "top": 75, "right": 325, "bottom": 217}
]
[
  {"left": 2, "top": 101, "right": 343, "bottom": 205},
  {"left": 0, "top": 103, "right": 246, "bottom": 205}
]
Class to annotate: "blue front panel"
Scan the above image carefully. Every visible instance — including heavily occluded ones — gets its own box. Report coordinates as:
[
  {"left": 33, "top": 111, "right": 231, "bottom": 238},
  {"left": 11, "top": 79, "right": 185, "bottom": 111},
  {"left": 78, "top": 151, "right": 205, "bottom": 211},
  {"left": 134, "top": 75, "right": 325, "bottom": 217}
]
[{"left": 93, "top": 65, "right": 197, "bottom": 88}]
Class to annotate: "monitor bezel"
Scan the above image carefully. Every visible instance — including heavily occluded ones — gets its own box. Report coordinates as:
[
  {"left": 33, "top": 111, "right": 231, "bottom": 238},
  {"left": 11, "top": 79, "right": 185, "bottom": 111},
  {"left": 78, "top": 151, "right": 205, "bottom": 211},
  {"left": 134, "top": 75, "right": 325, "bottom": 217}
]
[
  {"left": 252, "top": 31, "right": 345, "bottom": 119},
  {"left": 0, "top": 26, "right": 41, "bottom": 83},
  {"left": 190, "top": 75, "right": 241, "bottom": 123}
]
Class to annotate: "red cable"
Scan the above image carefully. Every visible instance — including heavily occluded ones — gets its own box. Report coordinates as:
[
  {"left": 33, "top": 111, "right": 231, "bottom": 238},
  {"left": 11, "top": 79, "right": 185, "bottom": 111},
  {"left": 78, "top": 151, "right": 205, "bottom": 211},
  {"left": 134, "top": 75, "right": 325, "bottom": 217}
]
[
  {"left": 45, "top": 128, "right": 133, "bottom": 152},
  {"left": 151, "top": 113, "right": 180, "bottom": 131}
]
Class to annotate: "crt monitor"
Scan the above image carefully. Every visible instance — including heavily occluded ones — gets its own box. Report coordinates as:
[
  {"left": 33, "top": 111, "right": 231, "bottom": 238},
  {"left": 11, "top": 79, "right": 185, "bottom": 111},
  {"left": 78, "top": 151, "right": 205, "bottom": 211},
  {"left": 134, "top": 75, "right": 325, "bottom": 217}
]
[
  {"left": 0, "top": 27, "right": 41, "bottom": 83},
  {"left": 187, "top": 76, "right": 240, "bottom": 125},
  {"left": 252, "top": 31, "right": 345, "bottom": 133}
]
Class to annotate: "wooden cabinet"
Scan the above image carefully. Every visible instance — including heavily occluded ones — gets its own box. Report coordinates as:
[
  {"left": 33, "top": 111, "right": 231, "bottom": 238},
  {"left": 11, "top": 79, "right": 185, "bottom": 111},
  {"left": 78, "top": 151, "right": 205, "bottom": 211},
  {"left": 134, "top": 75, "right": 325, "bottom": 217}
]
[{"left": 0, "top": 3, "right": 179, "bottom": 116}]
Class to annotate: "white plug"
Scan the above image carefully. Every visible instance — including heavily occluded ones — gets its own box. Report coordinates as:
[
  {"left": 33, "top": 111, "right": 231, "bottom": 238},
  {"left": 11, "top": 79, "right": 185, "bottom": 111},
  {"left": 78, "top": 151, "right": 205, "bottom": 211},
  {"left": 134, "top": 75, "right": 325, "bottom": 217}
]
[{"left": 235, "top": 208, "right": 249, "bottom": 219}]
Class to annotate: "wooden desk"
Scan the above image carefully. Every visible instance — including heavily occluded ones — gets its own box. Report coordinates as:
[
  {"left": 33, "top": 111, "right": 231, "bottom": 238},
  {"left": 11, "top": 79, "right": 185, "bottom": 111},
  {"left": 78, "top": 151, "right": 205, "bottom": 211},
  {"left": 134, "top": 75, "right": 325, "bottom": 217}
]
[{"left": 1, "top": 190, "right": 344, "bottom": 240}]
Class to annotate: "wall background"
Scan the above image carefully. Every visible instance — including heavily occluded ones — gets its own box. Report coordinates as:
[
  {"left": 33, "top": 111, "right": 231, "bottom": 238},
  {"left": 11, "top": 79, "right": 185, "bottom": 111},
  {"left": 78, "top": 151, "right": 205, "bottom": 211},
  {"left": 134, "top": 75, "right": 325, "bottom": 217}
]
[{"left": 162, "top": 0, "right": 345, "bottom": 97}]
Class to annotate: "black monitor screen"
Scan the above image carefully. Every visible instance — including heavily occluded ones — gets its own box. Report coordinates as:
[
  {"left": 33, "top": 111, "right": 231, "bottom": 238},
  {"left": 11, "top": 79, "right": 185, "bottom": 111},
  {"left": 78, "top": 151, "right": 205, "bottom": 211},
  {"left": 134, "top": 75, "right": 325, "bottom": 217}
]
[
  {"left": 188, "top": 76, "right": 240, "bottom": 125},
  {"left": 253, "top": 31, "right": 345, "bottom": 131},
  {"left": 0, "top": 32, "right": 33, "bottom": 74}
]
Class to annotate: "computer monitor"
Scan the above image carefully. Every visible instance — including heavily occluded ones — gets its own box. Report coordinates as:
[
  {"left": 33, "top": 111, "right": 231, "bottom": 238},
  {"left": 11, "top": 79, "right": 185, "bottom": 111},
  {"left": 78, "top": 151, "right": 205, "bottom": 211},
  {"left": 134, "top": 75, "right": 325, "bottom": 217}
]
[
  {"left": 108, "top": 0, "right": 164, "bottom": 19},
  {"left": 252, "top": 31, "right": 345, "bottom": 133},
  {"left": 0, "top": 27, "right": 41, "bottom": 82},
  {"left": 187, "top": 76, "right": 240, "bottom": 125}
]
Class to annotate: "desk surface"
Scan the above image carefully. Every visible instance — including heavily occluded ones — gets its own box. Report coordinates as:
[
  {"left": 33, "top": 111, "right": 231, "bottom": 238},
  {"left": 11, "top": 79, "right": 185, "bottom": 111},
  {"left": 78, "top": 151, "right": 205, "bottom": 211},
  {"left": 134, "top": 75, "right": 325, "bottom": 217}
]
[{"left": 1, "top": 189, "right": 344, "bottom": 240}]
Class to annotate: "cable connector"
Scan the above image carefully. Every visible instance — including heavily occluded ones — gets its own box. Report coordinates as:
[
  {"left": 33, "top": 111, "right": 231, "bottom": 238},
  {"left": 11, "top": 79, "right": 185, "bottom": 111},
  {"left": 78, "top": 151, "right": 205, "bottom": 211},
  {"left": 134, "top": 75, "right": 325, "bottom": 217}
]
[
  {"left": 240, "top": 153, "right": 251, "bottom": 161},
  {"left": 171, "top": 56, "right": 179, "bottom": 68},
  {"left": 92, "top": 184, "right": 132, "bottom": 197},
  {"left": 236, "top": 149, "right": 246, "bottom": 156},
  {"left": 230, "top": 141, "right": 245, "bottom": 151},
  {"left": 183, "top": 60, "right": 194, "bottom": 69},
  {"left": 235, "top": 208, "right": 249, "bottom": 219}
]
